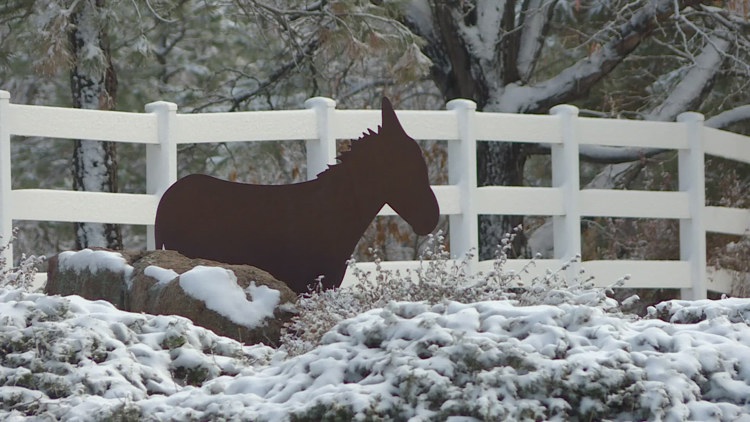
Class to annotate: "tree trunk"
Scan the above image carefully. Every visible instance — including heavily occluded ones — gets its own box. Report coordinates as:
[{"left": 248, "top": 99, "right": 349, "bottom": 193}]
[
  {"left": 405, "top": 2, "right": 532, "bottom": 259},
  {"left": 69, "top": 0, "right": 122, "bottom": 250},
  {"left": 477, "top": 142, "right": 529, "bottom": 260},
  {"left": 407, "top": 2, "right": 526, "bottom": 260}
]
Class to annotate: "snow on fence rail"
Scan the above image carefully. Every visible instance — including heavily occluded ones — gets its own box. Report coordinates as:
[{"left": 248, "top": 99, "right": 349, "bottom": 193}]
[{"left": 1, "top": 90, "right": 749, "bottom": 299}]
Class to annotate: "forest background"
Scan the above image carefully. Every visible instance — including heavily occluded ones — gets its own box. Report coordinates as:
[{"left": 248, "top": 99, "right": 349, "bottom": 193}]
[{"left": 1, "top": 0, "right": 749, "bottom": 299}]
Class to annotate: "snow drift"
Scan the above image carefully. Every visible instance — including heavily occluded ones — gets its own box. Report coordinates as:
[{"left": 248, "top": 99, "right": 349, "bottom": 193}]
[{"left": 2, "top": 287, "right": 750, "bottom": 421}]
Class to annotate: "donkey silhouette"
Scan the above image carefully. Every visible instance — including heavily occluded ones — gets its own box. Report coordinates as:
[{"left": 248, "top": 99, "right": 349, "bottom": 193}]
[{"left": 154, "top": 97, "right": 440, "bottom": 294}]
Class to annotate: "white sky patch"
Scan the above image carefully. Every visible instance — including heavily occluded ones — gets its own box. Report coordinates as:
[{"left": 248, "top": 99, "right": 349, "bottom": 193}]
[
  {"left": 179, "top": 266, "right": 280, "bottom": 328},
  {"left": 58, "top": 249, "right": 134, "bottom": 280},
  {"left": 144, "top": 265, "right": 180, "bottom": 285}
]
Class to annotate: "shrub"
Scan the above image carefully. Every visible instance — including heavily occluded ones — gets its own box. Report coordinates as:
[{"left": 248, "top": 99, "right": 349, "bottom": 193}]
[
  {"left": 0, "top": 229, "right": 44, "bottom": 292},
  {"left": 710, "top": 235, "right": 750, "bottom": 297},
  {"left": 281, "top": 229, "right": 631, "bottom": 355}
]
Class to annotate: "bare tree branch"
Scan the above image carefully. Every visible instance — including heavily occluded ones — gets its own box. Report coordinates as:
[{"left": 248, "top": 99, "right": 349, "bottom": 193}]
[{"left": 193, "top": 36, "right": 320, "bottom": 112}]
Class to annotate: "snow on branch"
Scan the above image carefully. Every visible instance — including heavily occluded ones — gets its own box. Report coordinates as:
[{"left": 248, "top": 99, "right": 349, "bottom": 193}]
[
  {"left": 577, "top": 31, "right": 737, "bottom": 161},
  {"left": 494, "top": 0, "right": 700, "bottom": 113},
  {"left": 516, "top": 0, "right": 557, "bottom": 82},
  {"left": 648, "top": 34, "right": 731, "bottom": 121},
  {"left": 578, "top": 145, "right": 665, "bottom": 164},
  {"left": 476, "top": 1, "right": 506, "bottom": 61},
  {"left": 705, "top": 105, "right": 750, "bottom": 129},
  {"left": 404, "top": 0, "right": 435, "bottom": 40},
  {"left": 531, "top": 143, "right": 667, "bottom": 164},
  {"left": 450, "top": 1, "right": 506, "bottom": 62}
]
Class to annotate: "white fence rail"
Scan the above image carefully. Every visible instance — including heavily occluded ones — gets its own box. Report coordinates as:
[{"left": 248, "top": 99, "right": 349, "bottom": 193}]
[{"left": 1, "top": 90, "right": 749, "bottom": 299}]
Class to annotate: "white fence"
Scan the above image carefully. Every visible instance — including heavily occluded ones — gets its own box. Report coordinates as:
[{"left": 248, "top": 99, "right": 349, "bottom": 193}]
[{"left": 1, "top": 90, "right": 749, "bottom": 299}]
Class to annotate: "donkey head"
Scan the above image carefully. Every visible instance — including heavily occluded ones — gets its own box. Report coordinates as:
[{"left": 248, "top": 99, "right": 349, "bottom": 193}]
[{"left": 378, "top": 97, "right": 440, "bottom": 235}]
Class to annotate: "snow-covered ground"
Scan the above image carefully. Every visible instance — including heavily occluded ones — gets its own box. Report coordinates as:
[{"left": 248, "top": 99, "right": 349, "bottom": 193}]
[{"left": 2, "top": 284, "right": 750, "bottom": 421}]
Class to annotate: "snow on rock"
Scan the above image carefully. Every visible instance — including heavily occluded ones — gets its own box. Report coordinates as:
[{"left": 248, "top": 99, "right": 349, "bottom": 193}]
[
  {"left": 58, "top": 249, "right": 134, "bottom": 279},
  {"left": 144, "top": 265, "right": 179, "bottom": 285},
  {"left": 179, "top": 266, "right": 280, "bottom": 328},
  {"left": 3, "top": 288, "right": 750, "bottom": 421}
]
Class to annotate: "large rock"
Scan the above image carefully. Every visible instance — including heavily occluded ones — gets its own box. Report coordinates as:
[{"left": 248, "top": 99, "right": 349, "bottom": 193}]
[
  {"left": 45, "top": 249, "right": 297, "bottom": 346},
  {"left": 46, "top": 249, "right": 144, "bottom": 306},
  {"left": 129, "top": 250, "right": 298, "bottom": 345}
]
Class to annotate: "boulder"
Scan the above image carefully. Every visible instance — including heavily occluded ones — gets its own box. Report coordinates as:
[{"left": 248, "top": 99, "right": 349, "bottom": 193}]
[
  {"left": 129, "top": 250, "right": 298, "bottom": 345},
  {"left": 45, "top": 249, "right": 297, "bottom": 346},
  {"left": 46, "top": 248, "right": 144, "bottom": 308}
]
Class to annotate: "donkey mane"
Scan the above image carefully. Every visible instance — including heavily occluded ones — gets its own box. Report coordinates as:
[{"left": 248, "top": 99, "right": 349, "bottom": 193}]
[{"left": 317, "top": 127, "right": 383, "bottom": 180}]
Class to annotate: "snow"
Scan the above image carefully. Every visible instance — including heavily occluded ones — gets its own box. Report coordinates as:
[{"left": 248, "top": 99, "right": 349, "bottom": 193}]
[
  {"left": 144, "top": 265, "right": 179, "bottom": 285},
  {"left": 179, "top": 266, "right": 280, "bottom": 328},
  {"left": 55, "top": 251, "right": 279, "bottom": 329},
  {"left": 58, "top": 249, "right": 134, "bottom": 280},
  {"left": 476, "top": 2, "right": 503, "bottom": 51},
  {"left": 528, "top": 220, "right": 554, "bottom": 258},
  {"left": 0, "top": 287, "right": 275, "bottom": 420},
  {"left": 3, "top": 284, "right": 750, "bottom": 420},
  {"left": 649, "top": 34, "right": 731, "bottom": 122},
  {"left": 706, "top": 105, "right": 750, "bottom": 129},
  {"left": 516, "top": 0, "right": 551, "bottom": 81},
  {"left": 405, "top": 0, "right": 436, "bottom": 40}
]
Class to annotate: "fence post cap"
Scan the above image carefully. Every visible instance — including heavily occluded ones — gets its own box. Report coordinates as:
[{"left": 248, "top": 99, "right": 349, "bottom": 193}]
[
  {"left": 304, "top": 97, "right": 336, "bottom": 109},
  {"left": 549, "top": 104, "right": 579, "bottom": 116},
  {"left": 677, "top": 112, "right": 704, "bottom": 123},
  {"left": 446, "top": 99, "right": 477, "bottom": 111},
  {"left": 145, "top": 101, "right": 177, "bottom": 112}
]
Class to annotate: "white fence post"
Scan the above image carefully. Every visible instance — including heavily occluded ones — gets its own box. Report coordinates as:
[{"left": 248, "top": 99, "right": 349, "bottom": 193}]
[
  {"left": 678, "top": 112, "right": 707, "bottom": 300},
  {"left": 550, "top": 105, "right": 582, "bottom": 280},
  {"left": 446, "top": 99, "right": 478, "bottom": 268},
  {"left": 145, "top": 101, "right": 178, "bottom": 250},
  {"left": 304, "top": 97, "right": 337, "bottom": 180},
  {"left": 0, "top": 91, "right": 11, "bottom": 266}
]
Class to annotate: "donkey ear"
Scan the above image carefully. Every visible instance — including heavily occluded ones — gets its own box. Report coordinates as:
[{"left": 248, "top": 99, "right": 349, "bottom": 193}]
[{"left": 381, "top": 97, "right": 407, "bottom": 138}]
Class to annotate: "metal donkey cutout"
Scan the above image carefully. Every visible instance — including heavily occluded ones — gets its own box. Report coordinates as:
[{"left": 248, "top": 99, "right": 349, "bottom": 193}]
[{"left": 154, "top": 98, "right": 440, "bottom": 294}]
